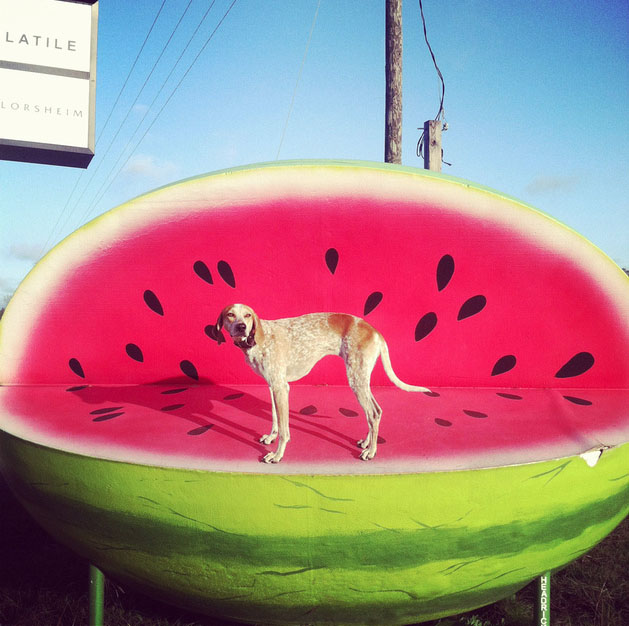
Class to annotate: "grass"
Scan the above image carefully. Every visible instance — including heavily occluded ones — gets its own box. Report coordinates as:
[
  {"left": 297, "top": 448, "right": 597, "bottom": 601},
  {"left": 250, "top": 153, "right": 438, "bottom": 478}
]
[{"left": 1, "top": 475, "right": 627, "bottom": 626}]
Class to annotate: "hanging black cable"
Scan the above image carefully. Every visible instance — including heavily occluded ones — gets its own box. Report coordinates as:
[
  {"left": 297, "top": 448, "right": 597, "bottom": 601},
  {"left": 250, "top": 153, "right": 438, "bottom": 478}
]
[
  {"left": 416, "top": 0, "right": 450, "bottom": 165},
  {"left": 420, "top": 0, "right": 445, "bottom": 122}
]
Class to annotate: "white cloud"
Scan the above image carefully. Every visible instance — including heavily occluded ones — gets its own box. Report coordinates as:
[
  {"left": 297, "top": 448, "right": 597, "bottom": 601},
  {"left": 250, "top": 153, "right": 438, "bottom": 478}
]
[
  {"left": 0, "top": 275, "right": 17, "bottom": 302},
  {"left": 525, "top": 174, "right": 581, "bottom": 195},
  {"left": 0, "top": 244, "right": 43, "bottom": 300},
  {"left": 121, "top": 154, "right": 178, "bottom": 180},
  {"left": 8, "top": 242, "right": 43, "bottom": 263},
  {"left": 133, "top": 103, "right": 149, "bottom": 116}
]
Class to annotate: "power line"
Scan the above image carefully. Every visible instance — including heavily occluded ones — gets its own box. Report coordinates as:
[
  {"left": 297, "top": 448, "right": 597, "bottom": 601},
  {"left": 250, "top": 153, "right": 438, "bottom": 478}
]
[
  {"left": 96, "top": 0, "right": 170, "bottom": 147},
  {"left": 40, "top": 0, "right": 169, "bottom": 257},
  {"left": 87, "top": 0, "right": 196, "bottom": 178},
  {"left": 83, "top": 0, "right": 239, "bottom": 222},
  {"left": 62, "top": 0, "right": 197, "bottom": 240},
  {"left": 77, "top": 0, "right": 220, "bottom": 225},
  {"left": 276, "top": 0, "right": 322, "bottom": 160}
]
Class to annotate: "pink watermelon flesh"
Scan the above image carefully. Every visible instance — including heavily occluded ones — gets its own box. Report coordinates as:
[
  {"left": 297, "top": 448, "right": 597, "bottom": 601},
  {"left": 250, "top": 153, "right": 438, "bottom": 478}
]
[
  {"left": 1, "top": 384, "right": 628, "bottom": 472},
  {"left": 1, "top": 163, "right": 628, "bottom": 470}
]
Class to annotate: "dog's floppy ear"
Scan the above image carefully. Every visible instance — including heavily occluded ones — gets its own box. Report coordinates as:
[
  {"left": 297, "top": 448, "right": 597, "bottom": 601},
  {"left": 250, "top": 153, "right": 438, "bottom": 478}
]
[
  {"left": 210, "top": 308, "right": 227, "bottom": 345},
  {"left": 246, "top": 310, "right": 264, "bottom": 347}
]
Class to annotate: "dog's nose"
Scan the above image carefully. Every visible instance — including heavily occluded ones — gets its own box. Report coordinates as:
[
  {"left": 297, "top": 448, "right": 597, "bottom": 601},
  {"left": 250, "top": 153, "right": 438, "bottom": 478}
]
[{"left": 235, "top": 322, "right": 247, "bottom": 333}]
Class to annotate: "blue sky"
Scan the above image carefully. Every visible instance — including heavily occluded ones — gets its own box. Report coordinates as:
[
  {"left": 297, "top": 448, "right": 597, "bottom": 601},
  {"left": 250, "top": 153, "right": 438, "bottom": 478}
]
[{"left": 1, "top": 0, "right": 628, "bottom": 304}]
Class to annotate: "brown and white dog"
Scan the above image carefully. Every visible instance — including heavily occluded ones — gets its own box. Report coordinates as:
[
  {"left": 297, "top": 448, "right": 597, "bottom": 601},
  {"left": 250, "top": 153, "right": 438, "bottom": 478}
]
[{"left": 214, "top": 304, "right": 430, "bottom": 463}]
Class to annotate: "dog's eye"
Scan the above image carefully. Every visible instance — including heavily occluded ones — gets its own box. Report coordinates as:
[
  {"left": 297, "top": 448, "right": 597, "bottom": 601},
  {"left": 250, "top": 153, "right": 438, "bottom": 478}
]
[
  {"left": 226, "top": 313, "right": 236, "bottom": 319},
  {"left": 244, "top": 313, "right": 252, "bottom": 319}
]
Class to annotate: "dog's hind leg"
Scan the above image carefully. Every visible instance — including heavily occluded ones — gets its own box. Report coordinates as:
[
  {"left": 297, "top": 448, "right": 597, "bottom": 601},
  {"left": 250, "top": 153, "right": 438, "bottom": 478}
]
[
  {"left": 345, "top": 349, "right": 382, "bottom": 460},
  {"left": 354, "top": 386, "right": 382, "bottom": 460}
]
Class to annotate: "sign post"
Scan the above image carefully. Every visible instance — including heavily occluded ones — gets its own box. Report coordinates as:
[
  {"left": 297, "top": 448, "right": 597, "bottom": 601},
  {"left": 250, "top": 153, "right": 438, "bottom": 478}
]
[
  {"left": 0, "top": 0, "right": 98, "bottom": 168},
  {"left": 535, "top": 571, "right": 551, "bottom": 625}
]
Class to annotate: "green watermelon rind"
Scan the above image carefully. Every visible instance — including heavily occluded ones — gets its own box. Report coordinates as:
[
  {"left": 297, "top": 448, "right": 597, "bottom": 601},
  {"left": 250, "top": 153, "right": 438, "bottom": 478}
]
[{"left": 1, "top": 431, "right": 627, "bottom": 625}]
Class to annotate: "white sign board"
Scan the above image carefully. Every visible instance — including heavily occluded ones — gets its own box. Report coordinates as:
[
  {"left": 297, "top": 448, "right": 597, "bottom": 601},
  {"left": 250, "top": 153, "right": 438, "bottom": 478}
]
[{"left": 0, "top": 0, "right": 98, "bottom": 168}]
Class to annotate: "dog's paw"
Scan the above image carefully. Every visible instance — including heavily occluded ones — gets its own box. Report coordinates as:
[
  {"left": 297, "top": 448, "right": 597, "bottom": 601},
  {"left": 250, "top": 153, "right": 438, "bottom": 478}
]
[
  {"left": 262, "top": 451, "right": 282, "bottom": 463},
  {"left": 357, "top": 438, "right": 370, "bottom": 449},
  {"left": 359, "top": 448, "right": 376, "bottom": 461},
  {"left": 260, "top": 433, "right": 277, "bottom": 445}
]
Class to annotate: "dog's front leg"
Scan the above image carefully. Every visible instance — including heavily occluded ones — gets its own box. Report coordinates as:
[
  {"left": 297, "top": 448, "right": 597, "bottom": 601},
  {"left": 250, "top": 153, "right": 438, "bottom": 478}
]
[
  {"left": 259, "top": 387, "right": 279, "bottom": 445},
  {"left": 262, "top": 381, "right": 290, "bottom": 463}
]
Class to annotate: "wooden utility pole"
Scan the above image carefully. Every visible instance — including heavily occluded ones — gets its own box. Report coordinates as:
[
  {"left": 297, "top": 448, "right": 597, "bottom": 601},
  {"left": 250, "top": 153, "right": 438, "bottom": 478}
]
[
  {"left": 423, "top": 119, "right": 442, "bottom": 172},
  {"left": 384, "top": 0, "right": 403, "bottom": 164},
  {"left": 385, "top": 0, "right": 444, "bottom": 169}
]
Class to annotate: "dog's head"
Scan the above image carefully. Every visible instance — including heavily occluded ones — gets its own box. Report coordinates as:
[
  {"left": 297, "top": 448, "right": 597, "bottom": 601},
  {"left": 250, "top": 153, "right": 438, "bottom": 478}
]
[{"left": 214, "top": 304, "right": 262, "bottom": 348}]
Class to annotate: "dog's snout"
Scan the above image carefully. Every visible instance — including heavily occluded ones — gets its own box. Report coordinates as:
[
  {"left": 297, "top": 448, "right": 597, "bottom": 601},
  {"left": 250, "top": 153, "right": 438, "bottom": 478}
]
[{"left": 235, "top": 322, "right": 247, "bottom": 333}]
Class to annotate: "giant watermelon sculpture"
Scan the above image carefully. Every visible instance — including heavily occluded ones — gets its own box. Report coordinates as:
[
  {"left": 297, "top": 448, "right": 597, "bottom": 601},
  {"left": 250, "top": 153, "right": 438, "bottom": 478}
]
[{"left": 0, "top": 161, "right": 628, "bottom": 625}]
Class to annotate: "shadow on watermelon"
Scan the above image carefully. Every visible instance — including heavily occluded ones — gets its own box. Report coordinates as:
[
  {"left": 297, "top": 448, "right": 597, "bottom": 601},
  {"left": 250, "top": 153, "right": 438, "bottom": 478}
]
[{"left": 0, "top": 161, "right": 628, "bottom": 625}]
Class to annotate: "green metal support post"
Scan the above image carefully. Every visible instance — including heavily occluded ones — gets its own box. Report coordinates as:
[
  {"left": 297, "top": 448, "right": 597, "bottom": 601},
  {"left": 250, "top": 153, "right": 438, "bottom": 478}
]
[
  {"left": 89, "top": 563, "right": 105, "bottom": 626},
  {"left": 535, "top": 571, "right": 551, "bottom": 625}
]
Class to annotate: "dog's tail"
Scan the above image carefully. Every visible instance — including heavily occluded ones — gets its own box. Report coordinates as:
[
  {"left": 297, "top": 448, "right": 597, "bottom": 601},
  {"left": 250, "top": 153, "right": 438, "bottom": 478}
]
[{"left": 378, "top": 337, "right": 431, "bottom": 393}]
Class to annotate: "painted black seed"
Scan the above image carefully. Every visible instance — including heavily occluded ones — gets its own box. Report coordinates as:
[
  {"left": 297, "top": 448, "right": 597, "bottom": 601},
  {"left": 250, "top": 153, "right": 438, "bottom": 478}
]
[
  {"left": 300, "top": 405, "right": 318, "bottom": 415},
  {"left": 435, "top": 418, "right": 452, "bottom": 427},
  {"left": 93, "top": 412, "right": 124, "bottom": 422},
  {"left": 464, "top": 410, "right": 488, "bottom": 418},
  {"left": 204, "top": 324, "right": 221, "bottom": 342},
  {"left": 187, "top": 424, "right": 213, "bottom": 435},
  {"left": 161, "top": 404, "right": 185, "bottom": 411},
  {"left": 193, "top": 261, "right": 213, "bottom": 284},
  {"left": 180, "top": 360, "right": 199, "bottom": 380},
  {"left": 364, "top": 292, "right": 383, "bottom": 316},
  {"left": 497, "top": 392, "right": 523, "bottom": 400},
  {"left": 224, "top": 393, "right": 245, "bottom": 401},
  {"left": 90, "top": 406, "right": 124, "bottom": 415},
  {"left": 125, "top": 343, "right": 144, "bottom": 362},
  {"left": 339, "top": 408, "right": 359, "bottom": 417},
  {"left": 415, "top": 312, "right": 437, "bottom": 341},
  {"left": 325, "top": 248, "right": 339, "bottom": 274},
  {"left": 563, "top": 396, "right": 593, "bottom": 406},
  {"left": 68, "top": 358, "right": 85, "bottom": 378},
  {"left": 491, "top": 355, "right": 516, "bottom": 376},
  {"left": 377, "top": 436, "right": 386, "bottom": 444},
  {"left": 143, "top": 290, "right": 164, "bottom": 315},
  {"left": 217, "top": 260, "right": 236, "bottom": 288},
  {"left": 555, "top": 352, "right": 595, "bottom": 378},
  {"left": 436, "top": 255, "right": 455, "bottom": 291},
  {"left": 424, "top": 391, "right": 440, "bottom": 398},
  {"left": 457, "top": 295, "right": 487, "bottom": 320},
  {"left": 66, "top": 385, "right": 88, "bottom": 392},
  {"left": 161, "top": 388, "right": 188, "bottom": 395}
]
